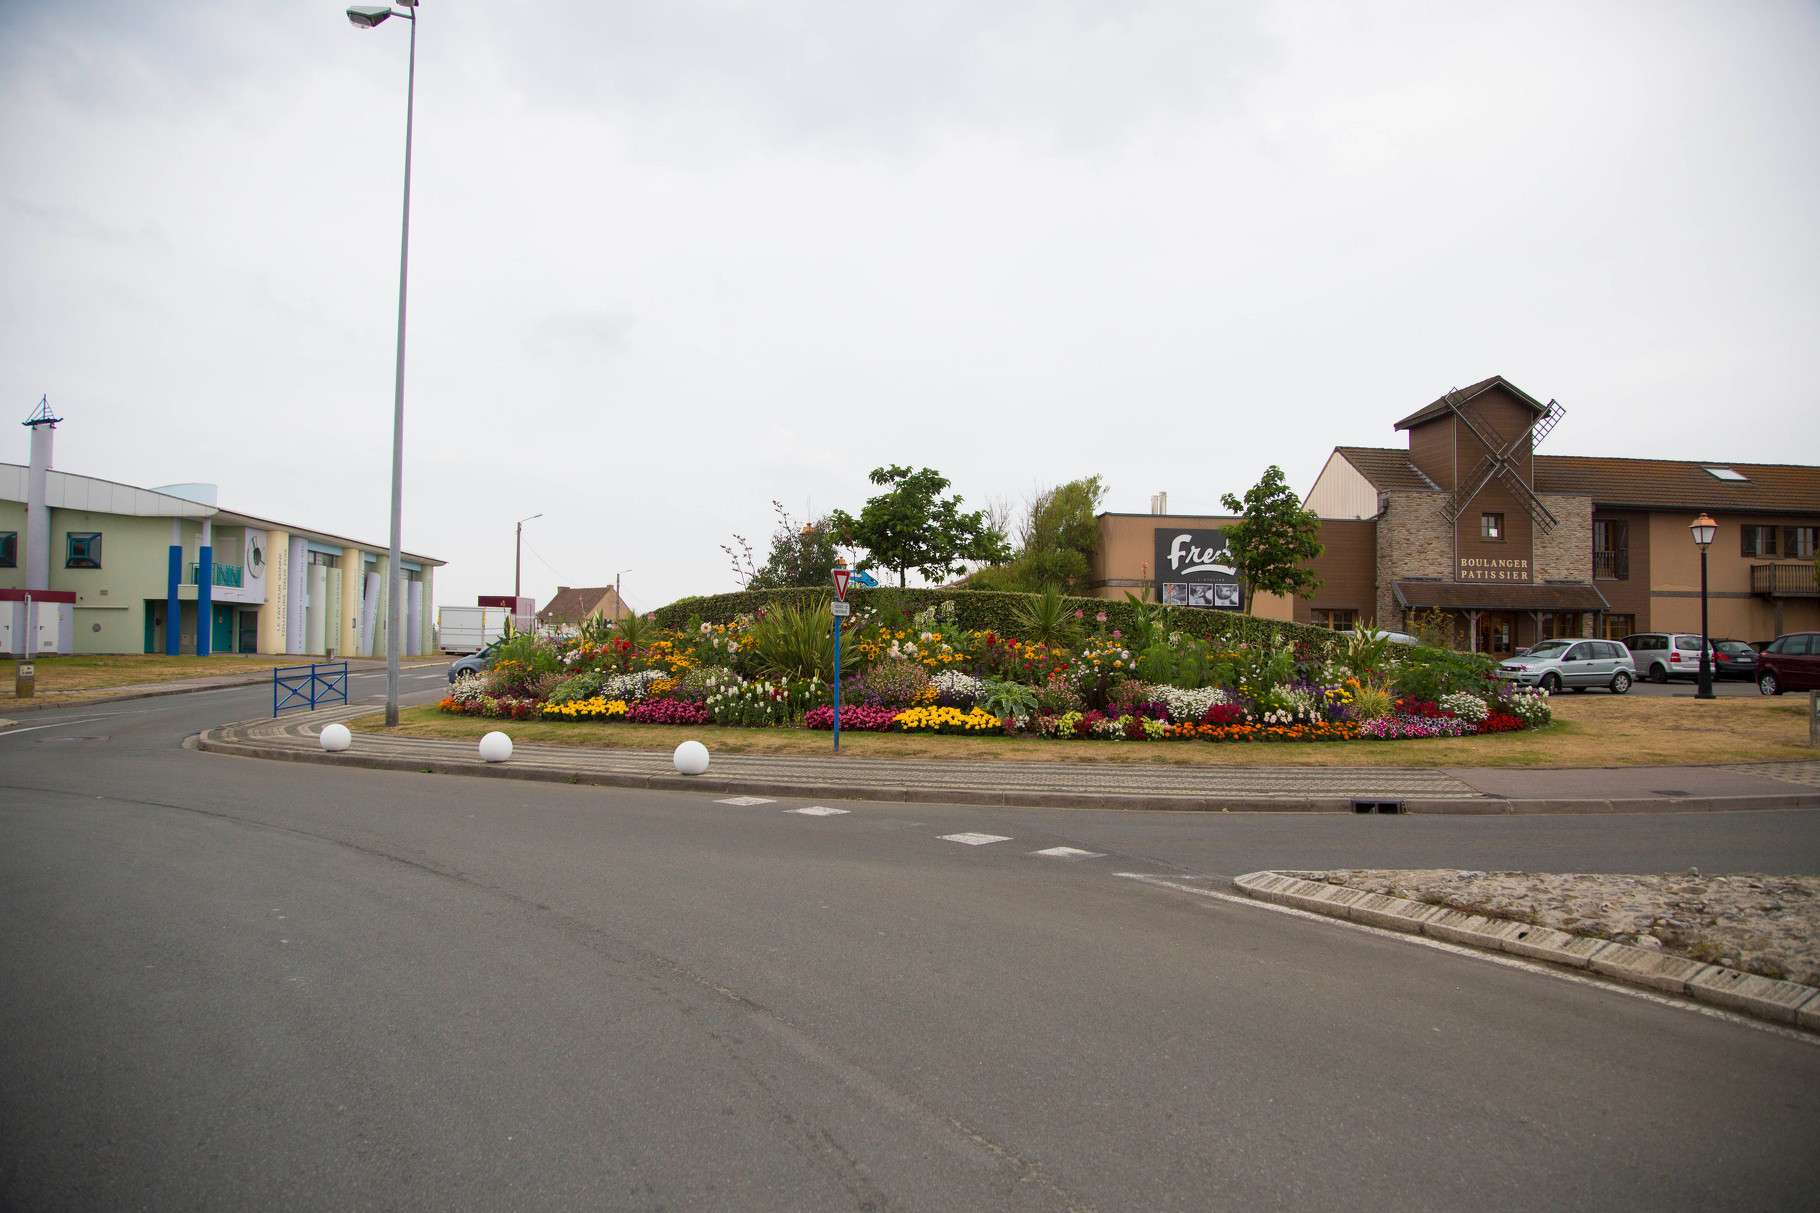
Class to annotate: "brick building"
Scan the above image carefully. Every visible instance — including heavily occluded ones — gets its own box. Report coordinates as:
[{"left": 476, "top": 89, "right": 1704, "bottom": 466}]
[{"left": 1296, "top": 376, "right": 1820, "bottom": 653}]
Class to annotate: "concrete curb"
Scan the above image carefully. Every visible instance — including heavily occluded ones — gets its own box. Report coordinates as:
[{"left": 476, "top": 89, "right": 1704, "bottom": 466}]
[
  {"left": 193, "top": 715, "right": 1820, "bottom": 816},
  {"left": 1232, "top": 870, "right": 1820, "bottom": 1032}
]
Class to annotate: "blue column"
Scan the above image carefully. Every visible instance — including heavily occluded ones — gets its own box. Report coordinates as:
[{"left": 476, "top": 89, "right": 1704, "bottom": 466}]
[
  {"left": 165, "top": 545, "right": 181, "bottom": 655},
  {"left": 197, "top": 544, "right": 213, "bottom": 655}
]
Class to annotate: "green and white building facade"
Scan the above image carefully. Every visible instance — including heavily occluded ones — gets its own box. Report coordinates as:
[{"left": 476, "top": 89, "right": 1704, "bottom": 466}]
[{"left": 2, "top": 411, "right": 442, "bottom": 657}]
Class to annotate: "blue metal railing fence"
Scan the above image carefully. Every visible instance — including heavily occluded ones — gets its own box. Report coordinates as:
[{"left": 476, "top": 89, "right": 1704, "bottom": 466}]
[{"left": 274, "top": 662, "right": 349, "bottom": 716}]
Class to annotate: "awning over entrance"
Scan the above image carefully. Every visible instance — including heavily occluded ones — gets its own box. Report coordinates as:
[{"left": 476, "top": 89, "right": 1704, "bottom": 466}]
[{"left": 1391, "top": 580, "right": 1611, "bottom": 612}]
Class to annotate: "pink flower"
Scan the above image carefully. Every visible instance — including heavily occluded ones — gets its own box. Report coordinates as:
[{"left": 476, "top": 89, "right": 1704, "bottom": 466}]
[
  {"left": 1074, "top": 609, "right": 1084, "bottom": 618},
  {"left": 1112, "top": 630, "right": 1122, "bottom": 639},
  {"left": 1096, "top": 612, "right": 1107, "bottom": 622}
]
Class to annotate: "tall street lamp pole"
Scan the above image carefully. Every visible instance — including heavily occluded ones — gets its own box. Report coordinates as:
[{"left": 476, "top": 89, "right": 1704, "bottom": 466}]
[
  {"left": 347, "top": 0, "right": 419, "bottom": 728},
  {"left": 615, "top": 569, "right": 631, "bottom": 621},
  {"left": 1691, "top": 512, "right": 1717, "bottom": 700},
  {"left": 514, "top": 513, "right": 543, "bottom": 601}
]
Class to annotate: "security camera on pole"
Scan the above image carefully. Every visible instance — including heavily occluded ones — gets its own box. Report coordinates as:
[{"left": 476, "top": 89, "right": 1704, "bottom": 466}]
[{"left": 831, "top": 561, "right": 852, "bottom": 751}]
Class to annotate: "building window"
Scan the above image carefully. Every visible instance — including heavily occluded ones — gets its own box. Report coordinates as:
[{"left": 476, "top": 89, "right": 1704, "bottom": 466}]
[
  {"left": 1480, "top": 513, "right": 1505, "bottom": 541},
  {"left": 1593, "top": 519, "right": 1629, "bottom": 580},
  {"left": 1741, "top": 524, "right": 1777, "bottom": 557},
  {"left": 65, "top": 532, "right": 103, "bottom": 569},
  {"left": 1783, "top": 526, "right": 1818, "bottom": 559},
  {"left": 0, "top": 531, "right": 15, "bottom": 568},
  {"left": 306, "top": 551, "right": 340, "bottom": 569},
  {"left": 1538, "top": 612, "right": 1581, "bottom": 640},
  {"left": 1310, "top": 608, "right": 1358, "bottom": 631},
  {"left": 1601, "top": 614, "right": 1636, "bottom": 641}
]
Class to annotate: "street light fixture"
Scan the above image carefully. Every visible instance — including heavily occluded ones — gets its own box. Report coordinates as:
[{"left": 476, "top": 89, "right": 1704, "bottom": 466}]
[
  {"left": 1691, "top": 512, "right": 1717, "bottom": 700},
  {"left": 514, "top": 513, "right": 543, "bottom": 601},
  {"left": 347, "top": 0, "right": 420, "bottom": 728}
]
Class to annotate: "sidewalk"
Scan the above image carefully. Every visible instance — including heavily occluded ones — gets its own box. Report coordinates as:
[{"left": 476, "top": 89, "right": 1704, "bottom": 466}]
[
  {"left": 4, "top": 657, "right": 450, "bottom": 714},
  {"left": 195, "top": 705, "right": 1820, "bottom": 814}
]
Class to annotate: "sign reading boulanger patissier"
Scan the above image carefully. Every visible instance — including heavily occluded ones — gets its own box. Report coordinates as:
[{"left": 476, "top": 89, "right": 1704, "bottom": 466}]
[{"left": 1456, "top": 556, "right": 1532, "bottom": 583}]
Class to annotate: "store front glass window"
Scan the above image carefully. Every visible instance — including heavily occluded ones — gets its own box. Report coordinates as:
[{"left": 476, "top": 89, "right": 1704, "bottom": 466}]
[{"left": 1475, "top": 611, "right": 1515, "bottom": 656}]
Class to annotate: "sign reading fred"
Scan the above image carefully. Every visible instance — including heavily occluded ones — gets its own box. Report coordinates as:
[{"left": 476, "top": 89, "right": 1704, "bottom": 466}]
[{"left": 1154, "top": 528, "right": 1243, "bottom": 610}]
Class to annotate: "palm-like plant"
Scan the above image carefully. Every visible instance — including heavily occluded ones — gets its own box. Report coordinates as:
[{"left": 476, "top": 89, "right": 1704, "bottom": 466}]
[
  {"left": 1012, "top": 584, "right": 1081, "bottom": 647},
  {"left": 748, "top": 597, "right": 863, "bottom": 682}
]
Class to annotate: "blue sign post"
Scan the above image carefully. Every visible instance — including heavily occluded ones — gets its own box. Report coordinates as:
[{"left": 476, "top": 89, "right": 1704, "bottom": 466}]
[{"left": 831, "top": 564, "right": 852, "bottom": 752}]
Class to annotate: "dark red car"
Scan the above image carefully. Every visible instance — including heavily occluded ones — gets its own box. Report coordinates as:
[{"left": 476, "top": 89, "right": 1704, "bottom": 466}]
[{"left": 1757, "top": 632, "right": 1820, "bottom": 695}]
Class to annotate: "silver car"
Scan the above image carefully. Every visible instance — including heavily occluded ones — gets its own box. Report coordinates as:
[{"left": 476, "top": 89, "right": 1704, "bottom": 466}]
[{"left": 1497, "top": 639, "right": 1636, "bottom": 694}]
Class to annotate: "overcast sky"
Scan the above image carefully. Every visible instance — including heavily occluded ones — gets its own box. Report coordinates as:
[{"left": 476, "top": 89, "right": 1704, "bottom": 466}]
[{"left": 3, "top": 0, "right": 1816, "bottom": 613}]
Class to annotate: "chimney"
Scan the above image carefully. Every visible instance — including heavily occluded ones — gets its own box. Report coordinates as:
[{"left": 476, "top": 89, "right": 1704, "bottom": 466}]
[
  {"left": 1149, "top": 491, "right": 1168, "bottom": 516},
  {"left": 23, "top": 396, "right": 60, "bottom": 593}
]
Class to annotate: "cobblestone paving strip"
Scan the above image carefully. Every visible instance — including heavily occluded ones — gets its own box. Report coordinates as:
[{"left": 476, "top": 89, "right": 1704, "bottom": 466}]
[
  {"left": 1726, "top": 761, "right": 1820, "bottom": 787},
  {"left": 1287, "top": 869, "right": 1820, "bottom": 987}
]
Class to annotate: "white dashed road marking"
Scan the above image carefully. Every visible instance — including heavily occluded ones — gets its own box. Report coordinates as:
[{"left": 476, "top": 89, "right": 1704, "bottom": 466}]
[
  {"left": 941, "top": 833, "right": 1011, "bottom": 846},
  {"left": 717, "top": 797, "right": 776, "bottom": 806},
  {"left": 789, "top": 806, "right": 851, "bottom": 816},
  {"left": 1032, "top": 846, "right": 1103, "bottom": 858}
]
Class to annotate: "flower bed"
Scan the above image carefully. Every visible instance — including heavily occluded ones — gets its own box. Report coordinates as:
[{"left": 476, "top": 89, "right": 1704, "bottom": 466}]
[{"left": 440, "top": 595, "right": 1555, "bottom": 748}]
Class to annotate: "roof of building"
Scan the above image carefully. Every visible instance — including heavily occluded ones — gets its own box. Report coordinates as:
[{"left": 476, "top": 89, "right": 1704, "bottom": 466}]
[
  {"left": 1332, "top": 448, "right": 1820, "bottom": 514},
  {"left": 1332, "top": 447, "right": 1441, "bottom": 493},
  {"left": 1393, "top": 375, "right": 1549, "bottom": 431},
  {"left": 1530, "top": 455, "right": 1820, "bottom": 515},
  {"left": 0, "top": 462, "right": 444, "bottom": 563},
  {"left": 1392, "top": 580, "right": 1611, "bottom": 612},
  {"left": 537, "top": 585, "right": 624, "bottom": 623}
]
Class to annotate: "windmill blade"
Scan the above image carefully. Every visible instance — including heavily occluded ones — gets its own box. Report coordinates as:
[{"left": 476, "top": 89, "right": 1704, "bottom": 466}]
[
  {"left": 1495, "top": 463, "right": 1560, "bottom": 532},
  {"left": 1443, "top": 455, "right": 1500, "bottom": 523}
]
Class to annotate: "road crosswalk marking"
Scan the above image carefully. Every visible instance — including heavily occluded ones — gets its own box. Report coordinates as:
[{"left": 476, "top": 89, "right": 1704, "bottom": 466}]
[
  {"left": 1032, "top": 846, "right": 1102, "bottom": 858},
  {"left": 789, "top": 806, "right": 850, "bottom": 816},
  {"left": 717, "top": 796, "right": 776, "bottom": 805},
  {"left": 941, "top": 833, "right": 1011, "bottom": 846}
]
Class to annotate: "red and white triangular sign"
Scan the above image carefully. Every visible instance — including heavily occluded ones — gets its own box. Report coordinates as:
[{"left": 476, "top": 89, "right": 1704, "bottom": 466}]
[{"left": 831, "top": 564, "right": 852, "bottom": 600}]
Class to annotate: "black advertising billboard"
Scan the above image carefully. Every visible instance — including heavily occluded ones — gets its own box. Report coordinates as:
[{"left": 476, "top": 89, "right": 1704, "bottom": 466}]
[{"left": 1154, "top": 528, "right": 1243, "bottom": 610}]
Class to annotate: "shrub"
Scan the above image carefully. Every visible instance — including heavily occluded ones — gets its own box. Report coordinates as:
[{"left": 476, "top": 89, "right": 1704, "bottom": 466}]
[
  {"left": 650, "top": 586, "right": 1341, "bottom": 656},
  {"left": 1439, "top": 692, "right": 1489, "bottom": 723},
  {"left": 1503, "top": 686, "right": 1553, "bottom": 726},
  {"left": 1149, "top": 685, "right": 1229, "bottom": 723},
  {"left": 627, "top": 698, "right": 713, "bottom": 725},
  {"left": 1036, "top": 679, "right": 1084, "bottom": 714},
  {"left": 802, "top": 704, "right": 902, "bottom": 731},
  {"left": 855, "top": 658, "right": 930, "bottom": 709},
  {"left": 547, "top": 672, "right": 605, "bottom": 704}
]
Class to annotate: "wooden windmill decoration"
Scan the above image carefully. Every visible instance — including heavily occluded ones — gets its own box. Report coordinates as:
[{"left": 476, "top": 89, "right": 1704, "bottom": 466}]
[{"left": 1438, "top": 386, "right": 1568, "bottom": 533}]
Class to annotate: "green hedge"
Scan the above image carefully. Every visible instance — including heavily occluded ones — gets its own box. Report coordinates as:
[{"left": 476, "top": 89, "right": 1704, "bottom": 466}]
[{"left": 653, "top": 587, "right": 1340, "bottom": 652}]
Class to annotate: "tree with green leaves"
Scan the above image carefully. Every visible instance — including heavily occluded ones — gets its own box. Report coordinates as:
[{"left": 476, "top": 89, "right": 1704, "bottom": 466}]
[
  {"left": 748, "top": 502, "right": 847, "bottom": 590},
  {"left": 1219, "top": 465, "right": 1324, "bottom": 612},
  {"left": 831, "top": 465, "right": 1010, "bottom": 588},
  {"left": 969, "top": 475, "right": 1106, "bottom": 594}
]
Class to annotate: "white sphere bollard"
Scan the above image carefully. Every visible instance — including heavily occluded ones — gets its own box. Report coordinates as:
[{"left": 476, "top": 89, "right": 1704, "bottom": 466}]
[
  {"left": 319, "top": 723, "right": 352, "bottom": 752},
  {"left": 673, "top": 740, "right": 710, "bottom": 775},
  {"left": 478, "top": 731, "right": 514, "bottom": 763}
]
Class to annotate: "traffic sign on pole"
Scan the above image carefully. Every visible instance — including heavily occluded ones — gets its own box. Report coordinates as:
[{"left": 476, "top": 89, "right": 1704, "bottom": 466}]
[{"left": 832, "top": 564, "right": 852, "bottom": 601}]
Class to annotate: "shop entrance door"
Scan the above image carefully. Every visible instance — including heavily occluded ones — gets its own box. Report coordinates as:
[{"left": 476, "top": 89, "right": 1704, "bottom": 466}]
[
  {"left": 212, "top": 603, "right": 237, "bottom": 653},
  {"left": 1476, "top": 611, "right": 1515, "bottom": 656}
]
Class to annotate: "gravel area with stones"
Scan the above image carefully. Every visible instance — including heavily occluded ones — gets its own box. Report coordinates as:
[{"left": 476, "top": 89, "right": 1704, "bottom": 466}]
[{"left": 1283, "top": 868, "right": 1820, "bottom": 987}]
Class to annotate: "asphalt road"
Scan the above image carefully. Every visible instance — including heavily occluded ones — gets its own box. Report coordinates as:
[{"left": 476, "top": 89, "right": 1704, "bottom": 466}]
[{"left": 2, "top": 671, "right": 1817, "bottom": 1211}]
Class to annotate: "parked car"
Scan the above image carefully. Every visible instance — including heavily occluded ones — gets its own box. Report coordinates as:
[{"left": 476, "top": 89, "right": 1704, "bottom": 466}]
[
  {"left": 1619, "top": 633, "right": 1714, "bottom": 683},
  {"left": 447, "top": 641, "right": 499, "bottom": 684},
  {"left": 1757, "top": 632, "right": 1820, "bottom": 695},
  {"left": 1709, "top": 639, "right": 1760, "bottom": 682},
  {"left": 1497, "top": 638, "right": 1636, "bottom": 694}
]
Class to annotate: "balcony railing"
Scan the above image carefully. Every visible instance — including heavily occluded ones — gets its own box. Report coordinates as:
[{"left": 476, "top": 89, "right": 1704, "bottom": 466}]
[
  {"left": 185, "top": 562, "right": 244, "bottom": 588},
  {"left": 1593, "top": 549, "right": 1629, "bottom": 581},
  {"left": 1752, "top": 563, "right": 1818, "bottom": 598}
]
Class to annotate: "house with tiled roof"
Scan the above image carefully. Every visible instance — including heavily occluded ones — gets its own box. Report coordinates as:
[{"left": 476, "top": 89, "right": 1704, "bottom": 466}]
[
  {"left": 536, "top": 585, "right": 629, "bottom": 628},
  {"left": 1298, "top": 377, "right": 1820, "bottom": 652}
]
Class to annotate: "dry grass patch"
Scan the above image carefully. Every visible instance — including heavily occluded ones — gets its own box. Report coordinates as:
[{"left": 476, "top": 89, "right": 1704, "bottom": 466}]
[
  {"left": 352, "top": 694, "right": 1815, "bottom": 768},
  {"left": 2, "top": 653, "right": 300, "bottom": 694}
]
